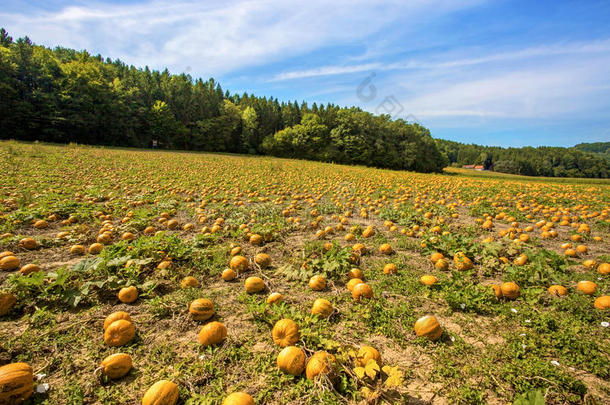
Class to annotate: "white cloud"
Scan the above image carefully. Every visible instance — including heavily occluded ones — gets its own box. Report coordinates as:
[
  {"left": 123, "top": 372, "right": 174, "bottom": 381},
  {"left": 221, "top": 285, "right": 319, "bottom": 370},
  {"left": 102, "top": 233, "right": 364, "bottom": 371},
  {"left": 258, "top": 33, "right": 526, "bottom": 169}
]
[{"left": 0, "top": 0, "right": 485, "bottom": 76}]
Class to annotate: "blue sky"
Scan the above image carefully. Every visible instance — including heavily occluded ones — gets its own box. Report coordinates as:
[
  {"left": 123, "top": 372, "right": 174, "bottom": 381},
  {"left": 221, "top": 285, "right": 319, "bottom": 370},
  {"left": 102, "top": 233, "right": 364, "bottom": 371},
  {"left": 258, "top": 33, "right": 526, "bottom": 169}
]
[{"left": 2, "top": 0, "right": 610, "bottom": 147}]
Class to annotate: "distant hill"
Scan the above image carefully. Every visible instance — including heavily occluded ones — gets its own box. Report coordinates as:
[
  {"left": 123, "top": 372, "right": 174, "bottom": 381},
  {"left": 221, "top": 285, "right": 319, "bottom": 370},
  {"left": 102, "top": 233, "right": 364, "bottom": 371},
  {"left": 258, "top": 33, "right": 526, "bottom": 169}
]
[{"left": 573, "top": 142, "right": 610, "bottom": 162}]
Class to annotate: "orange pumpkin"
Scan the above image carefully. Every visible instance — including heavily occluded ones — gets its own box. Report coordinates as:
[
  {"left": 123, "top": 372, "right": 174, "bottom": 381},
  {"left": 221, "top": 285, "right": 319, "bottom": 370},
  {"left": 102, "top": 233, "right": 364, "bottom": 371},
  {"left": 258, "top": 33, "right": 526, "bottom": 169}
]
[
  {"left": 593, "top": 296, "right": 610, "bottom": 310},
  {"left": 548, "top": 285, "right": 567, "bottom": 297},
  {"left": 181, "top": 276, "right": 199, "bottom": 288},
  {"left": 0, "top": 255, "right": 20, "bottom": 271},
  {"left": 347, "top": 268, "right": 363, "bottom": 279},
  {"left": 189, "top": 298, "right": 215, "bottom": 321},
  {"left": 414, "top": 315, "right": 442, "bottom": 341},
  {"left": 311, "top": 298, "right": 333, "bottom": 317},
  {"left": 308, "top": 275, "right": 326, "bottom": 291},
  {"left": 277, "top": 346, "right": 306, "bottom": 375},
  {"left": 104, "top": 319, "right": 136, "bottom": 346},
  {"left": 454, "top": 252, "right": 473, "bottom": 271},
  {"left": 19, "top": 263, "right": 40, "bottom": 275},
  {"left": 305, "top": 351, "right": 336, "bottom": 380},
  {"left": 346, "top": 278, "right": 363, "bottom": 292},
  {"left": 222, "top": 268, "right": 237, "bottom": 281},
  {"left": 272, "top": 319, "right": 300, "bottom": 347},
  {"left": 420, "top": 275, "right": 437, "bottom": 286},
  {"left": 249, "top": 234, "right": 263, "bottom": 245},
  {"left": 597, "top": 263, "right": 610, "bottom": 275},
  {"left": 142, "top": 380, "right": 179, "bottom": 405},
  {"left": 245, "top": 277, "right": 265, "bottom": 293},
  {"left": 103, "top": 311, "right": 131, "bottom": 330},
  {"left": 266, "top": 292, "right": 284, "bottom": 305},
  {"left": 230, "top": 256, "right": 249, "bottom": 272},
  {"left": 198, "top": 321, "right": 227, "bottom": 346},
  {"left": 355, "top": 346, "right": 381, "bottom": 367},
  {"left": 500, "top": 282, "right": 520, "bottom": 300},
  {"left": 88, "top": 243, "right": 104, "bottom": 254},
  {"left": 576, "top": 280, "right": 597, "bottom": 295},
  {"left": 0, "top": 362, "right": 34, "bottom": 404},
  {"left": 383, "top": 263, "right": 397, "bottom": 274},
  {"left": 379, "top": 243, "right": 393, "bottom": 255},
  {"left": 118, "top": 286, "right": 138, "bottom": 304},
  {"left": 100, "top": 353, "right": 132, "bottom": 379},
  {"left": 351, "top": 283, "right": 373, "bottom": 301},
  {"left": 222, "top": 392, "right": 255, "bottom": 405},
  {"left": 0, "top": 292, "right": 17, "bottom": 316},
  {"left": 254, "top": 253, "right": 271, "bottom": 268}
]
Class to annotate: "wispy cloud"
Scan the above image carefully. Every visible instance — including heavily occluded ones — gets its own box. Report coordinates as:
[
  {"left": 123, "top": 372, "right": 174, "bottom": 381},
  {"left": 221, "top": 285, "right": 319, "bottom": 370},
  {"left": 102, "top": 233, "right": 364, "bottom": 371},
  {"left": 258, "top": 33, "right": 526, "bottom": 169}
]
[{"left": 0, "top": 0, "right": 484, "bottom": 76}]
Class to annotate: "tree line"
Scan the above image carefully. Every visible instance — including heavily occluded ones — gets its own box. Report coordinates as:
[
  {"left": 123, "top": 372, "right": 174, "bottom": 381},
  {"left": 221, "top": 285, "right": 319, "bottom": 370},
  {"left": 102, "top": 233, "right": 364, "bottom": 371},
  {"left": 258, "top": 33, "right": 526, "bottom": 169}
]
[
  {"left": 0, "top": 29, "right": 607, "bottom": 177},
  {"left": 435, "top": 139, "right": 609, "bottom": 178},
  {"left": 0, "top": 29, "right": 445, "bottom": 173}
]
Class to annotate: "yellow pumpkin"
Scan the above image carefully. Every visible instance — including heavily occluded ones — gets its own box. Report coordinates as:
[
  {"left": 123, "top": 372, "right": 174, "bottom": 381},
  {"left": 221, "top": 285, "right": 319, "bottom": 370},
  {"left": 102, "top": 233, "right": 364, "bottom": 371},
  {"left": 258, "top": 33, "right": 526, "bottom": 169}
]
[
  {"left": 19, "top": 263, "right": 40, "bottom": 275},
  {"left": 548, "top": 285, "right": 567, "bottom": 297},
  {"left": 352, "top": 243, "right": 366, "bottom": 255},
  {"left": 346, "top": 278, "right": 363, "bottom": 292},
  {"left": 414, "top": 315, "right": 442, "bottom": 341},
  {"left": 383, "top": 263, "right": 397, "bottom": 274},
  {"left": 103, "top": 311, "right": 131, "bottom": 330},
  {"left": 347, "top": 268, "right": 363, "bottom": 279},
  {"left": 189, "top": 298, "right": 215, "bottom": 321},
  {"left": 593, "top": 296, "right": 610, "bottom": 310},
  {"left": 100, "top": 353, "right": 132, "bottom": 379},
  {"left": 104, "top": 319, "right": 136, "bottom": 346},
  {"left": 430, "top": 252, "right": 444, "bottom": 262},
  {"left": 230, "top": 246, "right": 241, "bottom": 256},
  {"left": 277, "top": 346, "right": 306, "bottom": 375},
  {"left": 33, "top": 219, "right": 48, "bottom": 229},
  {"left": 249, "top": 234, "right": 263, "bottom": 245},
  {"left": 0, "top": 362, "right": 33, "bottom": 404},
  {"left": 362, "top": 226, "right": 375, "bottom": 238},
  {"left": 311, "top": 298, "right": 333, "bottom": 317},
  {"left": 355, "top": 346, "right": 381, "bottom": 367},
  {"left": 0, "top": 292, "right": 17, "bottom": 316},
  {"left": 267, "top": 292, "right": 284, "bottom": 305},
  {"left": 435, "top": 259, "right": 449, "bottom": 271},
  {"left": 597, "top": 263, "right": 610, "bottom": 275},
  {"left": 222, "top": 392, "right": 255, "bottom": 405},
  {"left": 500, "top": 282, "right": 520, "bottom": 300},
  {"left": 118, "top": 286, "right": 138, "bottom": 303},
  {"left": 420, "top": 275, "right": 437, "bottom": 286},
  {"left": 88, "top": 243, "right": 104, "bottom": 255},
  {"left": 222, "top": 268, "right": 237, "bottom": 281},
  {"left": 308, "top": 275, "right": 326, "bottom": 291},
  {"left": 454, "top": 252, "right": 473, "bottom": 271},
  {"left": 0, "top": 255, "right": 20, "bottom": 271},
  {"left": 272, "top": 319, "right": 300, "bottom": 347},
  {"left": 181, "top": 276, "right": 199, "bottom": 288},
  {"left": 70, "top": 244, "right": 86, "bottom": 255},
  {"left": 254, "top": 253, "right": 271, "bottom": 268},
  {"left": 305, "top": 351, "right": 336, "bottom": 380},
  {"left": 576, "top": 280, "right": 597, "bottom": 295},
  {"left": 379, "top": 244, "right": 393, "bottom": 255},
  {"left": 351, "top": 283, "right": 373, "bottom": 301},
  {"left": 513, "top": 254, "right": 528, "bottom": 266},
  {"left": 142, "top": 380, "right": 179, "bottom": 405},
  {"left": 230, "top": 256, "right": 249, "bottom": 272},
  {"left": 198, "top": 321, "right": 227, "bottom": 346},
  {"left": 245, "top": 277, "right": 265, "bottom": 293},
  {"left": 19, "top": 238, "right": 37, "bottom": 250},
  {"left": 490, "top": 284, "right": 502, "bottom": 299}
]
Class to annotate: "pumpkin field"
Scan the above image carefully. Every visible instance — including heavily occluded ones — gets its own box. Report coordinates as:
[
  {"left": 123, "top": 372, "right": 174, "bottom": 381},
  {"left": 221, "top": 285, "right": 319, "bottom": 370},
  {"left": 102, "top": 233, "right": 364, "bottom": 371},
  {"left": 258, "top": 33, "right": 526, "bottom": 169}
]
[{"left": 0, "top": 141, "right": 609, "bottom": 405}]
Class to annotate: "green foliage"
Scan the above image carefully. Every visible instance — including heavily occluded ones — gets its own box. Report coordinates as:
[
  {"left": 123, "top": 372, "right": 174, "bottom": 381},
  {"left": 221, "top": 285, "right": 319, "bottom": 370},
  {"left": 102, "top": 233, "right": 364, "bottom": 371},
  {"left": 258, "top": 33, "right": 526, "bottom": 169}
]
[
  {"left": 437, "top": 139, "right": 609, "bottom": 178},
  {"left": 0, "top": 30, "right": 446, "bottom": 173}
]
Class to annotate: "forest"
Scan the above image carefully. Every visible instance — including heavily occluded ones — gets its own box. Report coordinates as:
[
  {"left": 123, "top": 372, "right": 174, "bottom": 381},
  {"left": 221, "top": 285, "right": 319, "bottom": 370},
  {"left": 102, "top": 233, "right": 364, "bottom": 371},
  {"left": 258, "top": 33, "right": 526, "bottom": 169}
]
[
  {"left": 436, "top": 140, "right": 609, "bottom": 178},
  {"left": 0, "top": 28, "right": 608, "bottom": 177}
]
